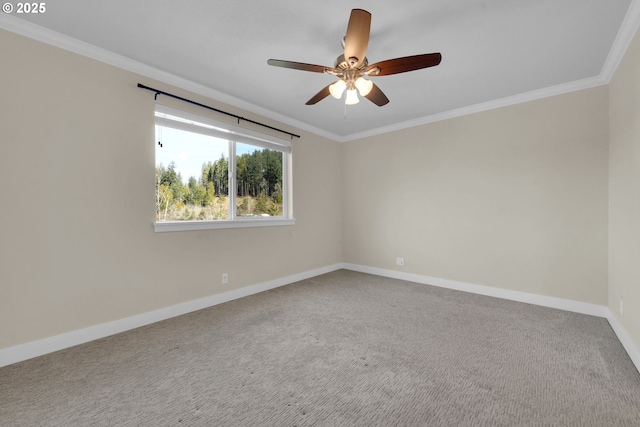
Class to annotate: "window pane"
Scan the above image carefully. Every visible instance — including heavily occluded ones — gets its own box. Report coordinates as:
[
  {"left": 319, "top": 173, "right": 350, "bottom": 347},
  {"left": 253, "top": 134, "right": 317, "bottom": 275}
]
[
  {"left": 236, "top": 142, "right": 283, "bottom": 217},
  {"left": 155, "top": 125, "right": 229, "bottom": 221}
]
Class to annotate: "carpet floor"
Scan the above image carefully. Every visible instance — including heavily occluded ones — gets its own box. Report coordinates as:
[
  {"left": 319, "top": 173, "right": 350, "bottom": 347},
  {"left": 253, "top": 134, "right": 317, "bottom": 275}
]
[{"left": 1, "top": 270, "right": 639, "bottom": 426}]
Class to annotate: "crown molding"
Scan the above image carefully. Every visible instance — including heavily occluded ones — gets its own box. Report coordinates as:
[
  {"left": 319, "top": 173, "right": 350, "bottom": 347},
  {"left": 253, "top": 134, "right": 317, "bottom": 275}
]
[
  {"left": 3, "top": 2, "right": 640, "bottom": 144},
  {"left": 601, "top": 0, "right": 640, "bottom": 82},
  {"left": 341, "top": 76, "right": 607, "bottom": 142},
  {"left": 0, "top": 14, "right": 342, "bottom": 142}
]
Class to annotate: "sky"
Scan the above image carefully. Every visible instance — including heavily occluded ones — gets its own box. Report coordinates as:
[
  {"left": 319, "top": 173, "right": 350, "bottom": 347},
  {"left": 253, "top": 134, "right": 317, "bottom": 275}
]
[{"left": 155, "top": 125, "right": 256, "bottom": 184}]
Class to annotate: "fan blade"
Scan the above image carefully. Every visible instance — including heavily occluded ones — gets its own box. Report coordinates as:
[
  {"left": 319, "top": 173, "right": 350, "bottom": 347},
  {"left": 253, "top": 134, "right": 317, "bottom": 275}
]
[
  {"left": 267, "top": 59, "right": 328, "bottom": 73},
  {"left": 343, "top": 9, "right": 371, "bottom": 68},
  {"left": 367, "top": 53, "right": 442, "bottom": 76},
  {"left": 306, "top": 85, "right": 332, "bottom": 105},
  {"left": 364, "top": 83, "right": 390, "bottom": 106}
]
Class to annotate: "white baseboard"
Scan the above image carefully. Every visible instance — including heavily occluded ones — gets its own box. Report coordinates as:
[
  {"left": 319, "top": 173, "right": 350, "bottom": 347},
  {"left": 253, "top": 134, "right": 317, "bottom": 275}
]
[
  {"left": 606, "top": 309, "right": 640, "bottom": 373},
  {"left": 342, "top": 263, "right": 608, "bottom": 317},
  {"left": 3, "top": 263, "right": 639, "bottom": 375},
  {"left": 342, "top": 263, "right": 640, "bottom": 373},
  {"left": 0, "top": 264, "right": 343, "bottom": 368}
]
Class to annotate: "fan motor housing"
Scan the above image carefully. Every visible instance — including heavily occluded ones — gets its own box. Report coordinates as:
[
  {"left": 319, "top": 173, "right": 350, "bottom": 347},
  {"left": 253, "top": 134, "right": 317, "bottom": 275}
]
[{"left": 334, "top": 54, "right": 368, "bottom": 70}]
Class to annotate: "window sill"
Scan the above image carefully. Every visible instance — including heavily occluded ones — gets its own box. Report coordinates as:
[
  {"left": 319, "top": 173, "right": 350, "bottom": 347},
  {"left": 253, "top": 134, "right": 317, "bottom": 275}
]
[{"left": 154, "top": 218, "right": 296, "bottom": 233}]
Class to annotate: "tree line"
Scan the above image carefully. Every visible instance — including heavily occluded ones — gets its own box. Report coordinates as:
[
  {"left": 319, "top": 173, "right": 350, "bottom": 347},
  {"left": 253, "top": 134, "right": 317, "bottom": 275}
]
[{"left": 156, "top": 148, "right": 283, "bottom": 220}]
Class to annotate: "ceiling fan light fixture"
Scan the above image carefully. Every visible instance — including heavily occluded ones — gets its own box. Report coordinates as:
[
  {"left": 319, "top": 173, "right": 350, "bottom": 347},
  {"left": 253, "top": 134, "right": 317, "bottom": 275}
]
[
  {"left": 345, "top": 88, "right": 360, "bottom": 105},
  {"left": 267, "top": 9, "right": 441, "bottom": 107},
  {"left": 355, "top": 77, "right": 373, "bottom": 96},
  {"left": 329, "top": 79, "right": 347, "bottom": 99}
]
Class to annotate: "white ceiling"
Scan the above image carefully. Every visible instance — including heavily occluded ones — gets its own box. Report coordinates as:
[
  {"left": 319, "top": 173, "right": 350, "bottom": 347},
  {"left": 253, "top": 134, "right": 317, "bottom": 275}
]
[{"left": 3, "top": 0, "right": 639, "bottom": 141}]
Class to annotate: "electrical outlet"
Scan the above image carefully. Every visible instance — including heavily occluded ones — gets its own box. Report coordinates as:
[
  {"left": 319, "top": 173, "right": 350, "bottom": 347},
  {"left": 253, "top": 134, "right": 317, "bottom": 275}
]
[
  {"left": 396, "top": 257, "right": 404, "bottom": 266},
  {"left": 620, "top": 299, "right": 624, "bottom": 316},
  {"left": 222, "top": 273, "right": 228, "bottom": 284}
]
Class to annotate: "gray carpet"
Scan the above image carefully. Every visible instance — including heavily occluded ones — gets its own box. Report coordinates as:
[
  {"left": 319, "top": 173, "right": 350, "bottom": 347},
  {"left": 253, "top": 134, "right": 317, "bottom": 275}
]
[{"left": 1, "top": 270, "right": 639, "bottom": 426}]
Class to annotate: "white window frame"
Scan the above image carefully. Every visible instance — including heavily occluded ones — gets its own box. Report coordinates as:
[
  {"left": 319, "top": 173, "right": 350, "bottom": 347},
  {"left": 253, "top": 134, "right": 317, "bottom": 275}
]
[{"left": 153, "top": 104, "right": 295, "bottom": 232}]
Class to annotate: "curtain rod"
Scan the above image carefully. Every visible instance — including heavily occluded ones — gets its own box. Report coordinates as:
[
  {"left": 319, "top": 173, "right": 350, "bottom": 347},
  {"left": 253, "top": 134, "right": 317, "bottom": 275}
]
[{"left": 137, "top": 83, "right": 300, "bottom": 140}]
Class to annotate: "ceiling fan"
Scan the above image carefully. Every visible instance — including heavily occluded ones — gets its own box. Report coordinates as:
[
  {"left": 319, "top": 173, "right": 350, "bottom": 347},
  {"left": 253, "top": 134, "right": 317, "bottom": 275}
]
[{"left": 267, "top": 9, "right": 442, "bottom": 106}]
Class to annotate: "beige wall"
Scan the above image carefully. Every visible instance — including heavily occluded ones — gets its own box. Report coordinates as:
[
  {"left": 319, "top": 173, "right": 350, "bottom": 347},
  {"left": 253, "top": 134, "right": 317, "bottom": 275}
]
[
  {"left": 2, "top": 22, "right": 636, "bottom": 355},
  {"left": 609, "top": 27, "right": 640, "bottom": 350},
  {"left": 343, "top": 87, "right": 609, "bottom": 305},
  {"left": 0, "top": 30, "right": 343, "bottom": 349}
]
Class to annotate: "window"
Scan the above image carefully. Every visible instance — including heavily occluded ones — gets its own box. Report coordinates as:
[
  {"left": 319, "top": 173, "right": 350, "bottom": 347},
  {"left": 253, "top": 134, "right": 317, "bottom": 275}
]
[{"left": 154, "top": 105, "right": 294, "bottom": 232}]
